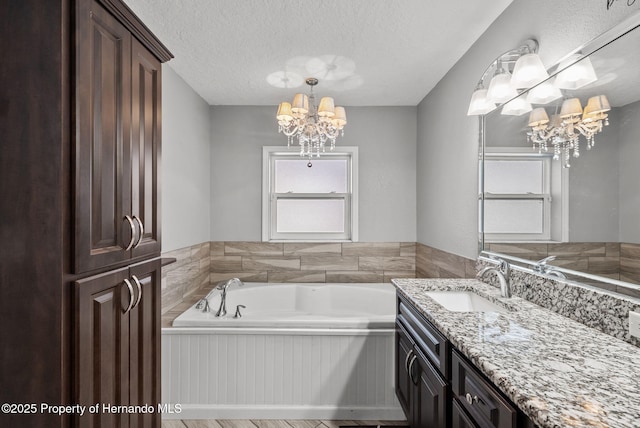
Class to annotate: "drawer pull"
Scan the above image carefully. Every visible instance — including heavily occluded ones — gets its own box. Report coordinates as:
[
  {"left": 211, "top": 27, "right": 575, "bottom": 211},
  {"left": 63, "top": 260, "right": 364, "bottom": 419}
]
[
  {"left": 408, "top": 354, "right": 418, "bottom": 385},
  {"left": 404, "top": 349, "right": 414, "bottom": 372},
  {"left": 466, "top": 392, "right": 482, "bottom": 405}
]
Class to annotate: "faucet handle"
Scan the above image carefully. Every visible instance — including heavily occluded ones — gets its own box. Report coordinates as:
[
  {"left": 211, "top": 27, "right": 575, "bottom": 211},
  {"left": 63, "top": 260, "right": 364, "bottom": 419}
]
[{"left": 234, "top": 305, "right": 246, "bottom": 318}]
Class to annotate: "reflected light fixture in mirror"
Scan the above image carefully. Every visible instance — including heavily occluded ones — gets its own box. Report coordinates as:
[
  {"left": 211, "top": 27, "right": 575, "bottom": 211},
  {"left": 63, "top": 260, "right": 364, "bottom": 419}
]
[
  {"left": 555, "top": 55, "right": 598, "bottom": 90},
  {"left": 467, "top": 39, "right": 547, "bottom": 116},
  {"left": 527, "top": 95, "right": 610, "bottom": 167}
]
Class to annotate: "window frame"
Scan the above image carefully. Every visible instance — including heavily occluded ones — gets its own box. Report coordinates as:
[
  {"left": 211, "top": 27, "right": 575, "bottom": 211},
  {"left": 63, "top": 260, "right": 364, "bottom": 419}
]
[
  {"left": 483, "top": 151, "right": 553, "bottom": 242},
  {"left": 261, "top": 146, "right": 359, "bottom": 242}
]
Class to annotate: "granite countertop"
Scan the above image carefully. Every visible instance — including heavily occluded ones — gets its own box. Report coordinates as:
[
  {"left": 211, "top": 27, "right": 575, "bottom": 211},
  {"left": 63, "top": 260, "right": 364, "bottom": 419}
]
[{"left": 391, "top": 278, "right": 640, "bottom": 428}]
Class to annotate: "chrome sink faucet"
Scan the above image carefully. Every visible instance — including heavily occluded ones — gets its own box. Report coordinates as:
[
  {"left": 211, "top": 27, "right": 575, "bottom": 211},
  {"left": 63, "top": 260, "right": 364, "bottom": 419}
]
[
  {"left": 533, "top": 255, "right": 566, "bottom": 278},
  {"left": 215, "top": 277, "right": 244, "bottom": 317},
  {"left": 477, "top": 257, "right": 512, "bottom": 298}
]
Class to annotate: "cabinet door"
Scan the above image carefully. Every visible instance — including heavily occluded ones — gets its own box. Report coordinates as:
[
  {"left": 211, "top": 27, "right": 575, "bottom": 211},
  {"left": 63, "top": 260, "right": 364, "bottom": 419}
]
[
  {"left": 128, "top": 259, "right": 162, "bottom": 428},
  {"left": 130, "top": 38, "right": 161, "bottom": 260},
  {"left": 396, "top": 323, "right": 414, "bottom": 422},
  {"left": 452, "top": 399, "right": 479, "bottom": 428},
  {"left": 415, "top": 349, "right": 448, "bottom": 428},
  {"left": 75, "top": 266, "right": 132, "bottom": 428},
  {"left": 75, "top": 0, "right": 132, "bottom": 273}
]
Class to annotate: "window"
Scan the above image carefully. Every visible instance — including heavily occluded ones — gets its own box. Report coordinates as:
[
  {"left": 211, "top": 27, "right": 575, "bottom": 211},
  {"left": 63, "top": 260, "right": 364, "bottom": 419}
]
[
  {"left": 483, "top": 153, "right": 552, "bottom": 241},
  {"left": 262, "top": 147, "right": 358, "bottom": 241}
]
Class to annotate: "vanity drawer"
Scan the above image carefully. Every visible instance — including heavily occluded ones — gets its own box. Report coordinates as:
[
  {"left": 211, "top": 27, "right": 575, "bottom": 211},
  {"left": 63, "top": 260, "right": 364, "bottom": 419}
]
[
  {"left": 397, "top": 296, "right": 449, "bottom": 377},
  {"left": 451, "top": 350, "right": 517, "bottom": 428}
]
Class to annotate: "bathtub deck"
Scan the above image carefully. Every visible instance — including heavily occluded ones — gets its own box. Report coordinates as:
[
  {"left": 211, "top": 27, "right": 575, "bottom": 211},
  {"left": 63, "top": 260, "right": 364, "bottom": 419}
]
[{"left": 161, "top": 420, "right": 407, "bottom": 428}]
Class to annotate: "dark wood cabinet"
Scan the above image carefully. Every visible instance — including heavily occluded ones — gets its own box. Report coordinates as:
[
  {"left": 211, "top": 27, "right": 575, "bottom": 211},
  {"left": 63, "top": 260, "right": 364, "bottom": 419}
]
[
  {"left": 396, "top": 305, "right": 448, "bottom": 428},
  {"left": 75, "top": 258, "right": 161, "bottom": 428},
  {"left": 130, "top": 38, "right": 162, "bottom": 260},
  {"left": 75, "top": 0, "right": 162, "bottom": 275},
  {"left": 1, "top": 0, "right": 171, "bottom": 426}
]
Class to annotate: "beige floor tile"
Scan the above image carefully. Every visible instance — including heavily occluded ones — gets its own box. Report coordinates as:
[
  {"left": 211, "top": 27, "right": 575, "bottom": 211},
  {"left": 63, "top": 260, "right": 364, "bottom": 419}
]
[
  {"left": 217, "top": 420, "right": 258, "bottom": 428},
  {"left": 183, "top": 420, "right": 224, "bottom": 428},
  {"left": 250, "top": 421, "right": 292, "bottom": 428},
  {"left": 319, "top": 421, "right": 359, "bottom": 428},
  {"left": 162, "top": 421, "right": 187, "bottom": 428}
]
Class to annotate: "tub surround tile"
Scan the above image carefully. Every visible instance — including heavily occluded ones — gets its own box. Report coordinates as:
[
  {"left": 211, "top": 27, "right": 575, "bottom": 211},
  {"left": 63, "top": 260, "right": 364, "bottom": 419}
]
[
  {"left": 210, "top": 241, "right": 225, "bottom": 256},
  {"left": 210, "top": 271, "right": 269, "bottom": 284},
  {"left": 416, "top": 243, "right": 475, "bottom": 279},
  {"left": 399, "top": 242, "right": 416, "bottom": 257},
  {"left": 267, "top": 270, "right": 326, "bottom": 283},
  {"left": 210, "top": 255, "right": 243, "bottom": 272},
  {"left": 392, "top": 278, "right": 640, "bottom": 428},
  {"left": 326, "top": 270, "right": 384, "bottom": 283},
  {"left": 359, "top": 256, "right": 415, "bottom": 271},
  {"left": 243, "top": 256, "right": 301, "bottom": 271},
  {"left": 383, "top": 271, "right": 416, "bottom": 282},
  {"left": 300, "top": 255, "right": 360, "bottom": 271},
  {"left": 283, "top": 242, "right": 342, "bottom": 256},
  {"left": 342, "top": 242, "right": 401, "bottom": 257},
  {"left": 225, "top": 241, "right": 283, "bottom": 256}
]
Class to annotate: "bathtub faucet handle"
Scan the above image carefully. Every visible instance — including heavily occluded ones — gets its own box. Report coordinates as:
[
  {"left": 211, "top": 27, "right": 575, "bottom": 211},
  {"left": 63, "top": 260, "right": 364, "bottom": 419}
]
[{"left": 234, "top": 305, "right": 246, "bottom": 318}]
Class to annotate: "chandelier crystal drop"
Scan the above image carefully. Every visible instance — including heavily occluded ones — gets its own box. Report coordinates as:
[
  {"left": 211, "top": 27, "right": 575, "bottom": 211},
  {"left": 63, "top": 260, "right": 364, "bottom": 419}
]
[{"left": 276, "top": 78, "right": 347, "bottom": 158}]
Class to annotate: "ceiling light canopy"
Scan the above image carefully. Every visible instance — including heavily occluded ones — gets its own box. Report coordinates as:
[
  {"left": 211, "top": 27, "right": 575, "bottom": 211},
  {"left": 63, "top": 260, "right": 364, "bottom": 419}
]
[{"left": 276, "top": 78, "right": 347, "bottom": 159}]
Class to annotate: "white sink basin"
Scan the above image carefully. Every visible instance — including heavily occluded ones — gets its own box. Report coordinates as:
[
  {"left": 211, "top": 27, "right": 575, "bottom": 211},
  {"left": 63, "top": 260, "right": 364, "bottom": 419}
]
[{"left": 424, "top": 291, "right": 506, "bottom": 313}]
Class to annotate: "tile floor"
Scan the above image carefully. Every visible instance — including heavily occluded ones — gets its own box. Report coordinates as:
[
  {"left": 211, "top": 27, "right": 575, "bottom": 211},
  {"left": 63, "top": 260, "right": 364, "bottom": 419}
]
[{"left": 161, "top": 420, "right": 407, "bottom": 428}]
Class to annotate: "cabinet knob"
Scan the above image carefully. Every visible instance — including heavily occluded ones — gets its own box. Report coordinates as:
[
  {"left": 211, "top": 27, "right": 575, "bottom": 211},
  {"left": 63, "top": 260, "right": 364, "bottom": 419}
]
[
  {"left": 123, "top": 216, "right": 136, "bottom": 251},
  {"left": 466, "top": 392, "right": 480, "bottom": 405}
]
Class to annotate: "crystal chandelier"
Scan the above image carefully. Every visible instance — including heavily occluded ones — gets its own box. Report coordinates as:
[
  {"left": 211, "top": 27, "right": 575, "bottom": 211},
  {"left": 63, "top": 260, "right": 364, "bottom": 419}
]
[
  {"left": 527, "top": 95, "right": 610, "bottom": 168},
  {"left": 276, "top": 77, "right": 347, "bottom": 159}
]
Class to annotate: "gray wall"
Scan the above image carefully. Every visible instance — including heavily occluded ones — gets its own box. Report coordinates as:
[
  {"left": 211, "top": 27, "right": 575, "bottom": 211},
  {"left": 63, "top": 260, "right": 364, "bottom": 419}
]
[
  {"left": 619, "top": 100, "right": 640, "bottom": 242},
  {"left": 210, "top": 106, "right": 417, "bottom": 242},
  {"left": 162, "top": 66, "right": 212, "bottom": 251},
  {"left": 417, "top": 0, "right": 637, "bottom": 259}
]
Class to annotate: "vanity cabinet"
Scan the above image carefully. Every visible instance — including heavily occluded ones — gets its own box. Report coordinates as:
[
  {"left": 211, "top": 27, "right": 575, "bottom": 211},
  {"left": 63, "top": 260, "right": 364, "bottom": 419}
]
[
  {"left": 75, "top": 0, "right": 162, "bottom": 275},
  {"left": 396, "top": 294, "right": 535, "bottom": 428},
  {"left": 396, "top": 297, "right": 449, "bottom": 428},
  {"left": 75, "top": 257, "right": 161, "bottom": 428}
]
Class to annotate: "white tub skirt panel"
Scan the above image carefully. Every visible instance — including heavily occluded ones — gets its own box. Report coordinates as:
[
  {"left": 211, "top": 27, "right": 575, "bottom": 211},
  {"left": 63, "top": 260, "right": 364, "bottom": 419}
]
[{"left": 161, "top": 327, "right": 404, "bottom": 420}]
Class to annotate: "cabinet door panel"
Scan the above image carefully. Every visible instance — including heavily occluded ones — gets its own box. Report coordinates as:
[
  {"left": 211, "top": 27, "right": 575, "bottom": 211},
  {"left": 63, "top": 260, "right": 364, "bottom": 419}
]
[
  {"left": 129, "top": 259, "right": 162, "bottom": 427},
  {"left": 396, "top": 323, "right": 414, "bottom": 421},
  {"left": 131, "top": 39, "right": 161, "bottom": 260},
  {"left": 416, "top": 350, "right": 447, "bottom": 428},
  {"left": 75, "top": 266, "right": 131, "bottom": 428},
  {"left": 75, "top": 0, "right": 132, "bottom": 273}
]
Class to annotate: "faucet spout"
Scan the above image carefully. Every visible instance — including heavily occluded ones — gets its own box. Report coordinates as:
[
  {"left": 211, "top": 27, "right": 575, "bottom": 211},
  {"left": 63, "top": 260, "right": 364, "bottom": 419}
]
[
  {"left": 215, "top": 278, "right": 244, "bottom": 317},
  {"left": 477, "top": 258, "right": 511, "bottom": 298}
]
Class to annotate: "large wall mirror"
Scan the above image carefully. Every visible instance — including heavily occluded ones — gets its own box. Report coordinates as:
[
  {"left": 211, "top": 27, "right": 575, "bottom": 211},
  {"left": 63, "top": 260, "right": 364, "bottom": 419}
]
[{"left": 479, "top": 11, "right": 640, "bottom": 295}]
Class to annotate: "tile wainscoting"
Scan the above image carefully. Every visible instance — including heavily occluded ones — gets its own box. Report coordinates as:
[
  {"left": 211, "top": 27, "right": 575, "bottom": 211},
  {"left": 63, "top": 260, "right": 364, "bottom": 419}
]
[
  {"left": 210, "top": 241, "right": 417, "bottom": 284},
  {"left": 161, "top": 241, "right": 477, "bottom": 314}
]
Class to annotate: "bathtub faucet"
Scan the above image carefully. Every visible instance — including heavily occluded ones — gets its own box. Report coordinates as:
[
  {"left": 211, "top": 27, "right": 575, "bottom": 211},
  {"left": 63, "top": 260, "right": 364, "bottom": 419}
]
[{"left": 215, "top": 278, "right": 244, "bottom": 317}]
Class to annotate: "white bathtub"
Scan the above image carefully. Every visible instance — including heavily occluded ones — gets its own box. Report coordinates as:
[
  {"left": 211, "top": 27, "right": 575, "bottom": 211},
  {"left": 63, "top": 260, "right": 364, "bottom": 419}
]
[
  {"left": 162, "top": 282, "right": 403, "bottom": 420},
  {"left": 172, "top": 282, "right": 396, "bottom": 329}
]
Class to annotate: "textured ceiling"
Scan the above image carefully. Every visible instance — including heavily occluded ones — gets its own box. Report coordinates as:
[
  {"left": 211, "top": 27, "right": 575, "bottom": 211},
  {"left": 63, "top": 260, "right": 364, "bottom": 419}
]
[{"left": 123, "top": 0, "right": 514, "bottom": 106}]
